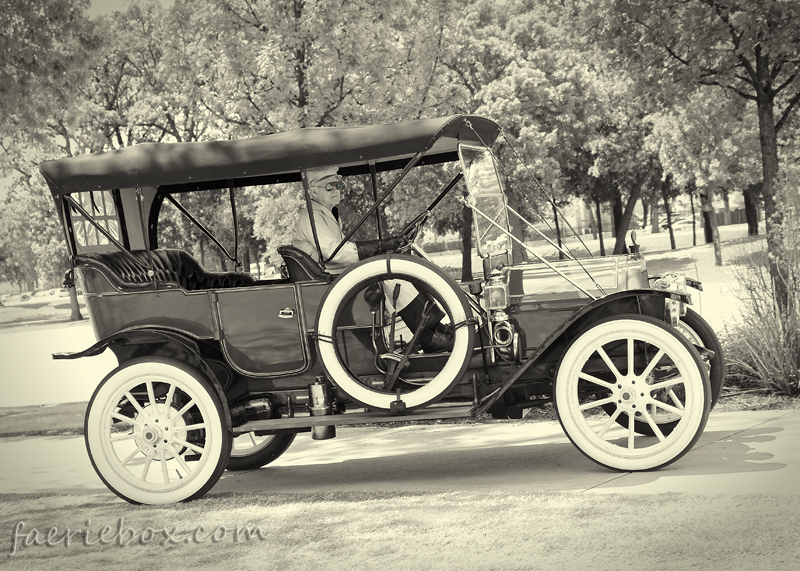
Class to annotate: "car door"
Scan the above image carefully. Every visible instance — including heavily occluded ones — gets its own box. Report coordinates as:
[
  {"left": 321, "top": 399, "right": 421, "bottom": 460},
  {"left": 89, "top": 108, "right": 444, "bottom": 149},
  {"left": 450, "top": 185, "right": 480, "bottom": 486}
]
[{"left": 216, "top": 285, "right": 308, "bottom": 375}]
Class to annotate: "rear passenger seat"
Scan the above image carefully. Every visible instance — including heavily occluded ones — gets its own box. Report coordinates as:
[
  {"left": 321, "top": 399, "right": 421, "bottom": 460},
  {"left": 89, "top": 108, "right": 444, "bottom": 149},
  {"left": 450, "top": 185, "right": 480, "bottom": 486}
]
[{"left": 74, "top": 248, "right": 257, "bottom": 292}]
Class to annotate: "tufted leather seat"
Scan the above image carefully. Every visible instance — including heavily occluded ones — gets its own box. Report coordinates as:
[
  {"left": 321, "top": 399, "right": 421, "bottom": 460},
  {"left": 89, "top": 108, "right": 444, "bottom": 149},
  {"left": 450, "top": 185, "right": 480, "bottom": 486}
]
[
  {"left": 74, "top": 248, "right": 257, "bottom": 292},
  {"left": 277, "top": 245, "right": 333, "bottom": 283}
]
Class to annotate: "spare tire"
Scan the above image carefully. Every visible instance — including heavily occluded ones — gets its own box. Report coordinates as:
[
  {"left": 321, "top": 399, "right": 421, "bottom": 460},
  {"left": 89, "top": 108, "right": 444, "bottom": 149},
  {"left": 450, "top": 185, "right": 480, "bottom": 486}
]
[{"left": 314, "top": 254, "right": 474, "bottom": 411}]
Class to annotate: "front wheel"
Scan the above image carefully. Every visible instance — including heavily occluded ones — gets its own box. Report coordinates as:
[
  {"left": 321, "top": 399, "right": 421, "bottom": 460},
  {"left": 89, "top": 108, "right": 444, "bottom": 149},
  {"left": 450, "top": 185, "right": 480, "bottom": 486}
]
[
  {"left": 85, "top": 358, "right": 232, "bottom": 504},
  {"left": 606, "top": 308, "right": 726, "bottom": 437},
  {"left": 554, "top": 315, "right": 710, "bottom": 472},
  {"left": 676, "top": 308, "right": 726, "bottom": 407}
]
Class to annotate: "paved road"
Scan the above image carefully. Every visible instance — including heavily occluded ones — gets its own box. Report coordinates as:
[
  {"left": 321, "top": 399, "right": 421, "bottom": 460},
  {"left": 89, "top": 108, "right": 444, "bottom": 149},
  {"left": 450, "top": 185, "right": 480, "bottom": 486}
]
[
  {"left": 0, "top": 321, "right": 116, "bottom": 407},
  {"left": 2, "top": 409, "right": 797, "bottom": 497}
]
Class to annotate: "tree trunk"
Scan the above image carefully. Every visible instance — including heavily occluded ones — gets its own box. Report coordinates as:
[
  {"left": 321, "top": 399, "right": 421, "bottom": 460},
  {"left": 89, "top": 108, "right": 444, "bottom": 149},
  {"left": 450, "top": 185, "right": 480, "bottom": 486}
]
[
  {"left": 641, "top": 199, "right": 649, "bottom": 230},
  {"left": 612, "top": 186, "right": 642, "bottom": 255},
  {"left": 650, "top": 201, "right": 660, "bottom": 234},
  {"left": 722, "top": 193, "right": 732, "bottom": 226},
  {"left": 700, "top": 189, "right": 723, "bottom": 266},
  {"left": 595, "top": 197, "right": 605, "bottom": 257},
  {"left": 240, "top": 246, "right": 251, "bottom": 273},
  {"left": 586, "top": 200, "right": 597, "bottom": 240},
  {"left": 665, "top": 205, "right": 676, "bottom": 251},
  {"left": 510, "top": 219, "right": 528, "bottom": 265},
  {"left": 702, "top": 210, "right": 713, "bottom": 243},
  {"left": 689, "top": 191, "right": 697, "bottom": 247},
  {"left": 755, "top": 65, "right": 786, "bottom": 307},
  {"left": 553, "top": 203, "right": 564, "bottom": 260},
  {"left": 68, "top": 286, "right": 83, "bottom": 321},
  {"left": 612, "top": 190, "right": 624, "bottom": 236},
  {"left": 744, "top": 184, "right": 760, "bottom": 236},
  {"left": 239, "top": 219, "right": 252, "bottom": 273},
  {"left": 461, "top": 204, "right": 473, "bottom": 282},
  {"left": 661, "top": 183, "right": 676, "bottom": 251}
]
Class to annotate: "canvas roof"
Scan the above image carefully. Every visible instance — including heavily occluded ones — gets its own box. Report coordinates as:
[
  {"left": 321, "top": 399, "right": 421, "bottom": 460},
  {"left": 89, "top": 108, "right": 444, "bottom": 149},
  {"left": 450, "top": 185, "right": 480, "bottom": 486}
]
[{"left": 40, "top": 115, "right": 501, "bottom": 195}]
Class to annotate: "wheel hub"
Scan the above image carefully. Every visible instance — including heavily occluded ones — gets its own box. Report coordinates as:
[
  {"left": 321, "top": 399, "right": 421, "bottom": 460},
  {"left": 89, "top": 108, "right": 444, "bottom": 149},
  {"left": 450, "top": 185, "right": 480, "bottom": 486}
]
[
  {"left": 614, "top": 377, "right": 648, "bottom": 413},
  {"left": 139, "top": 418, "right": 175, "bottom": 451}
]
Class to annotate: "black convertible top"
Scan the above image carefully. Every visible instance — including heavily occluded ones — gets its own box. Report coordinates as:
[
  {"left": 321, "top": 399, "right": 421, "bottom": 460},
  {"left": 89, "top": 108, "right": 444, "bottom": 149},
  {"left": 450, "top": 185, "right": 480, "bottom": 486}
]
[{"left": 40, "top": 115, "right": 501, "bottom": 195}]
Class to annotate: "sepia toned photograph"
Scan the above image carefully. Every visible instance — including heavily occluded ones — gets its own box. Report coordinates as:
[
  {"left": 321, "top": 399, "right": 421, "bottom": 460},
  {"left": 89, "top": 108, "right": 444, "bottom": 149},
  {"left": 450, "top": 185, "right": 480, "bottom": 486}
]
[{"left": 2, "top": 1, "right": 799, "bottom": 569}]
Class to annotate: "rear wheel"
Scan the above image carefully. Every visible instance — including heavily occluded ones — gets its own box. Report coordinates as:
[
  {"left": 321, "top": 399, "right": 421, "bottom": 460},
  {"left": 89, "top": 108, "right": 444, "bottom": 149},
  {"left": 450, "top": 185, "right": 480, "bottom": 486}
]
[
  {"left": 85, "top": 358, "right": 231, "bottom": 504},
  {"left": 227, "top": 433, "right": 296, "bottom": 471},
  {"left": 555, "top": 315, "right": 710, "bottom": 471}
]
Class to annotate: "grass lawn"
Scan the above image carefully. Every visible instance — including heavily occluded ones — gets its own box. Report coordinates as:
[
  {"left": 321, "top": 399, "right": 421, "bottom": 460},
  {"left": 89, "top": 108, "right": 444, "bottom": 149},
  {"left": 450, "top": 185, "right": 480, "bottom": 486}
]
[
  {"left": 0, "top": 300, "right": 87, "bottom": 328},
  {"left": 3, "top": 491, "right": 799, "bottom": 570},
  {"left": 0, "top": 402, "right": 86, "bottom": 437}
]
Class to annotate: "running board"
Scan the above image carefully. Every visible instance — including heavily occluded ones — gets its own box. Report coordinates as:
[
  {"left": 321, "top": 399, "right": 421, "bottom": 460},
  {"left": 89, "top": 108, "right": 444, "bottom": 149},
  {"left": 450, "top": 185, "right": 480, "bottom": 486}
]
[{"left": 233, "top": 404, "right": 476, "bottom": 434}]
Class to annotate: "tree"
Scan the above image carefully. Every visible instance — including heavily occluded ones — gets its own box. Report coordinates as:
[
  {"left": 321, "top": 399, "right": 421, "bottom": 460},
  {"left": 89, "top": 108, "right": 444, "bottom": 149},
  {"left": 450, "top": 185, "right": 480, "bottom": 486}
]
[
  {"left": 657, "top": 173, "right": 683, "bottom": 251},
  {"left": 0, "top": 0, "right": 96, "bottom": 143},
  {"left": 596, "top": 0, "right": 800, "bottom": 295},
  {"left": 1, "top": 1, "right": 100, "bottom": 318},
  {"left": 582, "top": 78, "right": 656, "bottom": 255},
  {"left": 646, "top": 87, "right": 759, "bottom": 264}
]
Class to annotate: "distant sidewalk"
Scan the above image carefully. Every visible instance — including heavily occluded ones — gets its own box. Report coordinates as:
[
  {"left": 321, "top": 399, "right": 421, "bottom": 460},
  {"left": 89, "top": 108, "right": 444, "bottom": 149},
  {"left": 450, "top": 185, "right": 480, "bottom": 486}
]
[{"left": 0, "top": 320, "right": 116, "bottom": 407}]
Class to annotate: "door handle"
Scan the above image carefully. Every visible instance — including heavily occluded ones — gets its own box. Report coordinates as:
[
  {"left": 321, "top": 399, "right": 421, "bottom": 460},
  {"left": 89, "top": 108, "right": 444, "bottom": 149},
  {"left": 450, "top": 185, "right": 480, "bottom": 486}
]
[{"left": 278, "top": 308, "right": 295, "bottom": 319}]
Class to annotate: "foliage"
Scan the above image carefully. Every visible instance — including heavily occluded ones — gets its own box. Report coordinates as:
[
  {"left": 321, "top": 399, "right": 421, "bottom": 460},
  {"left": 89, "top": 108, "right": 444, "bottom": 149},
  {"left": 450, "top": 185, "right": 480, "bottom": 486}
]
[
  {"left": 594, "top": 0, "right": 800, "bottom": 297},
  {"left": 0, "top": 171, "right": 68, "bottom": 289},
  {"left": 251, "top": 184, "right": 304, "bottom": 270},
  {"left": 725, "top": 179, "right": 800, "bottom": 396},
  {"left": 1, "top": 0, "right": 795, "bottom": 300},
  {"left": 0, "top": 0, "right": 97, "bottom": 145},
  {"left": 645, "top": 87, "right": 760, "bottom": 256},
  {"left": 645, "top": 89, "right": 759, "bottom": 192}
]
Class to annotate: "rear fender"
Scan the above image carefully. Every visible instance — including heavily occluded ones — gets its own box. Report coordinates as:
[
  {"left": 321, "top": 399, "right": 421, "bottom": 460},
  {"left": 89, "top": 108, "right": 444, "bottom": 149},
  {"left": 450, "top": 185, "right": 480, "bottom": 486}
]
[
  {"left": 53, "top": 327, "right": 202, "bottom": 361},
  {"left": 53, "top": 326, "right": 232, "bottom": 419}
]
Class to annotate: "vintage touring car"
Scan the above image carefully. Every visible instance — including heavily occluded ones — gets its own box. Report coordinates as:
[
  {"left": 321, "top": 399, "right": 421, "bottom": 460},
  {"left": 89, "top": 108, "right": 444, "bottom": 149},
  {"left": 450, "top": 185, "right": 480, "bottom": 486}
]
[{"left": 40, "top": 115, "right": 725, "bottom": 504}]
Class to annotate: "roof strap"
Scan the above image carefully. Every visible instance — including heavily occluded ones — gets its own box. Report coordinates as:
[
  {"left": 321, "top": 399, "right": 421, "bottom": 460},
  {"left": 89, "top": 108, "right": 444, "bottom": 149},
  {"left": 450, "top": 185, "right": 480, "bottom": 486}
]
[
  {"left": 136, "top": 185, "right": 157, "bottom": 287},
  {"left": 301, "top": 170, "right": 325, "bottom": 268},
  {"left": 228, "top": 181, "right": 241, "bottom": 271}
]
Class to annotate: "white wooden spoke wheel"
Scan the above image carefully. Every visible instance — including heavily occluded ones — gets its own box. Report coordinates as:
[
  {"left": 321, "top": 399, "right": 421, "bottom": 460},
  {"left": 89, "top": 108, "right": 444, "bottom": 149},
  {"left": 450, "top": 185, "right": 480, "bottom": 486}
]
[
  {"left": 555, "top": 315, "right": 710, "bottom": 471},
  {"left": 315, "top": 254, "right": 474, "bottom": 411},
  {"left": 604, "top": 308, "right": 725, "bottom": 437},
  {"left": 227, "top": 432, "right": 296, "bottom": 471},
  {"left": 85, "top": 358, "right": 231, "bottom": 504}
]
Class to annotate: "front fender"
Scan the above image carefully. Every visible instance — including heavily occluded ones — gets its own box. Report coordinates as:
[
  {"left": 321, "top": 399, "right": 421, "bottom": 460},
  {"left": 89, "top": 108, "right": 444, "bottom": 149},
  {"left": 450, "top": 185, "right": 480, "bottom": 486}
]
[
  {"left": 559, "top": 288, "right": 691, "bottom": 344},
  {"left": 476, "top": 288, "right": 692, "bottom": 415}
]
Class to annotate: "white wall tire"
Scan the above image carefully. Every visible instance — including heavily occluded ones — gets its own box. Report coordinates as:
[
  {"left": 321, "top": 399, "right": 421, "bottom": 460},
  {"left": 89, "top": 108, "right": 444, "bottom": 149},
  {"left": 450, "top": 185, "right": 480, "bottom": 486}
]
[
  {"left": 315, "top": 254, "right": 474, "bottom": 410},
  {"left": 555, "top": 315, "right": 710, "bottom": 471},
  {"left": 85, "top": 358, "right": 231, "bottom": 504}
]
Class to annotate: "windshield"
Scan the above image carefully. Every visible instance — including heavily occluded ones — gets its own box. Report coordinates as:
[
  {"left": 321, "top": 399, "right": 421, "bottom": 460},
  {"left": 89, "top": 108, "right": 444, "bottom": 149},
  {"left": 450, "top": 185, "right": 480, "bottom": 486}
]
[{"left": 458, "top": 144, "right": 513, "bottom": 257}]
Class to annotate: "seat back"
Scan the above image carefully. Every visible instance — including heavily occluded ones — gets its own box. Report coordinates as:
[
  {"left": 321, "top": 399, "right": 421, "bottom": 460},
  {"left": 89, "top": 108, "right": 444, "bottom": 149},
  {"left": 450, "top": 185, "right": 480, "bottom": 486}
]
[
  {"left": 277, "top": 245, "right": 332, "bottom": 283},
  {"left": 74, "top": 248, "right": 256, "bottom": 292}
]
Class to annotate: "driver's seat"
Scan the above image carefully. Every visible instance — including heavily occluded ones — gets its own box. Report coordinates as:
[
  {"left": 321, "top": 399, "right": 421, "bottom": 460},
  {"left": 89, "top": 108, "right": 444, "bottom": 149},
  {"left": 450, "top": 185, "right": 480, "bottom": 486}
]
[{"left": 277, "top": 245, "right": 333, "bottom": 283}]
